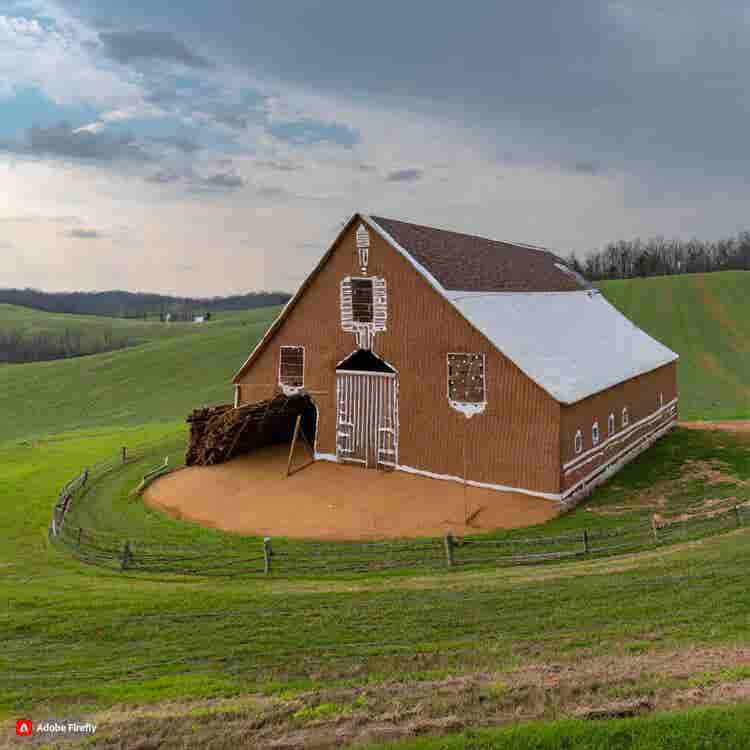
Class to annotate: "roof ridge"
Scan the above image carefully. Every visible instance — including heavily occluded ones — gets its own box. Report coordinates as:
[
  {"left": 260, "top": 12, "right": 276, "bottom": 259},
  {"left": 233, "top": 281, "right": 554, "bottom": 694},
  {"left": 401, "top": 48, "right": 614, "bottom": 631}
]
[{"left": 369, "top": 214, "right": 558, "bottom": 256}]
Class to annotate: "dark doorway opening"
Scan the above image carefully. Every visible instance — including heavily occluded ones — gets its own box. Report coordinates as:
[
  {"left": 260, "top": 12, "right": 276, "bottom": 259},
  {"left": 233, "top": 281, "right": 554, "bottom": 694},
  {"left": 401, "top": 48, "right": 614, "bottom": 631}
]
[{"left": 336, "top": 349, "right": 395, "bottom": 374}]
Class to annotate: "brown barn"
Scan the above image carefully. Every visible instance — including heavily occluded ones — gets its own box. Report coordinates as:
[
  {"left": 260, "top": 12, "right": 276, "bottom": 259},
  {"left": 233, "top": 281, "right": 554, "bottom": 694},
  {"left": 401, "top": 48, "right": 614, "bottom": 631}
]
[{"left": 232, "top": 214, "right": 679, "bottom": 506}]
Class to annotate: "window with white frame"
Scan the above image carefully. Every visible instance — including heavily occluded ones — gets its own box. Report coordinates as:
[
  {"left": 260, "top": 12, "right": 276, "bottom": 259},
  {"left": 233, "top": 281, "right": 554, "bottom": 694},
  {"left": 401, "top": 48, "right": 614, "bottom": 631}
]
[
  {"left": 608, "top": 413, "right": 615, "bottom": 436},
  {"left": 622, "top": 406, "right": 629, "bottom": 427},
  {"left": 574, "top": 430, "right": 583, "bottom": 455},
  {"left": 592, "top": 421, "right": 600, "bottom": 446},
  {"left": 447, "top": 353, "right": 486, "bottom": 405},
  {"left": 279, "top": 346, "right": 304, "bottom": 390}
]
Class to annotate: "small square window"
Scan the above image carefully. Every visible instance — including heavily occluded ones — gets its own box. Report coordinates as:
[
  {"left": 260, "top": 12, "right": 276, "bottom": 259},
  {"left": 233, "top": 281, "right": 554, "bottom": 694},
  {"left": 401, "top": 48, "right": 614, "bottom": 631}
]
[
  {"left": 279, "top": 346, "right": 304, "bottom": 390},
  {"left": 447, "top": 353, "right": 485, "bottom": 404}
]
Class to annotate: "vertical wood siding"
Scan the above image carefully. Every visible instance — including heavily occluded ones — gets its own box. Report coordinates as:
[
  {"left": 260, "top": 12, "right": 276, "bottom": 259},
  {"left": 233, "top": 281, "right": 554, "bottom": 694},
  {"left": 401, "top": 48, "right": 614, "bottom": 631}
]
[
  {"left": 236, "top": 222, "right": 562, "bottom": 494},
  {"left": 559, "top": 362, "right": 678, "bottom": 492}
]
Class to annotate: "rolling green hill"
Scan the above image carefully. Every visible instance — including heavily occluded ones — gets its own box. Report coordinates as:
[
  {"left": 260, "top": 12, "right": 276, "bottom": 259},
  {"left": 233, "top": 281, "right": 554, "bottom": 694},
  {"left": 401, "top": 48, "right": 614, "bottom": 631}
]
[
  {"left": 0, "top": 271, "right": 748, "bottom": 444},
  {"left": 599, "top": 271, "right": 750, "bottom": 420},
  {"left": 0, "top": 306, "right": 278, "bottom": 444}
]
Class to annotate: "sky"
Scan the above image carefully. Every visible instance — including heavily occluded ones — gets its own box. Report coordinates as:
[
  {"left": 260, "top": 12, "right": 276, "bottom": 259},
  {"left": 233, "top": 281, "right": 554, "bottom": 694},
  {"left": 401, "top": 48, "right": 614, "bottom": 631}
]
[{"left": 2, "top": 0, "right": 750, "bottom": 295}]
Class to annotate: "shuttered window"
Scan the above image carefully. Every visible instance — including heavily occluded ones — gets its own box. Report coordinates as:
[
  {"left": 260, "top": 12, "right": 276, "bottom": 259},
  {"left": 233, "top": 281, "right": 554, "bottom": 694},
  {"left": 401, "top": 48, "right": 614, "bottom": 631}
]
[
  {"left": 279, "top": 346, "right": 304, "bottom": 389},
  {"left": 447, "top": 353, "right": 486, "bottom": 404}
]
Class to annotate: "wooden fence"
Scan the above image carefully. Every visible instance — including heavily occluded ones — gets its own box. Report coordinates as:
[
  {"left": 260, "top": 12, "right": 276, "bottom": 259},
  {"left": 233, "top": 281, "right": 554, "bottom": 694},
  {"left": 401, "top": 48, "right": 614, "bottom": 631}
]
[{"left": 49, "top": 443, "right": 748, "bottom": 578}]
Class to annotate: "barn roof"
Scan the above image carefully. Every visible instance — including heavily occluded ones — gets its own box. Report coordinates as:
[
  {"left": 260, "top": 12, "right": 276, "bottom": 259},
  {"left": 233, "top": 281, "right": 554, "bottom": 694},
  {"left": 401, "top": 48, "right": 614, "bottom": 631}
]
[
  {"left": 233, "top": 213, "right": 678, "bottom": 401},
  {"left": 445, "top": 290, "right": 679, "bottom": 404},
  {"left": 370, "top": 215, "right": 590, "bottom": 292}
]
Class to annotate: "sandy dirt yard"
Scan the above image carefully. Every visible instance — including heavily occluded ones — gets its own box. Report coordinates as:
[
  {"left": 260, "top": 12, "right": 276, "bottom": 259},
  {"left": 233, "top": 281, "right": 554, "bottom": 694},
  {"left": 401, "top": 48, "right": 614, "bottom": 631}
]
[{"left": 144, "top": 443, "right": 559, "bottom": 540}]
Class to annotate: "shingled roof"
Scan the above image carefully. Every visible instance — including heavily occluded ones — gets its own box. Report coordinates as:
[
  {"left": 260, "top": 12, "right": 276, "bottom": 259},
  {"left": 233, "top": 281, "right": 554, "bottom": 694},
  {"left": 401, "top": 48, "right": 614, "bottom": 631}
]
[{"left": 370, "top": 215, "right": 589, "bottom": 293}]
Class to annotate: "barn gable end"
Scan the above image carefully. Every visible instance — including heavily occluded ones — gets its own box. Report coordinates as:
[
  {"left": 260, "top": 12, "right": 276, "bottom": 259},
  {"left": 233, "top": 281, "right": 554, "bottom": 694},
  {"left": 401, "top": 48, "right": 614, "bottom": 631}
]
[{"left": 233, "top": 214, "right": 564, "bottom": 496}]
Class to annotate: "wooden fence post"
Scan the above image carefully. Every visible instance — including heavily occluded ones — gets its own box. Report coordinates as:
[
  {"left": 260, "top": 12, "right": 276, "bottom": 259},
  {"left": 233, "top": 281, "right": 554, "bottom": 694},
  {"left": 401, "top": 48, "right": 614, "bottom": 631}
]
[
  {"left": 263, "top": 537, "right": 273, "bottom": 574},
  {"left": 121, "top": 446, "right": 127, "bottom": 464},
  {"left": 286, "top": 415, "right": 302, "bottom": 477},
  {"left": 120, "top": 541, "right": 132, "bottom": 571},
  {"left": 444, "top": 532, "right": 455, "bottom": 567},
  {"left": 734, "top": 505, "right": 742, "bottom": 527},
  {"left": 583, "top": 529, "right": 590, "bottom": 554}
]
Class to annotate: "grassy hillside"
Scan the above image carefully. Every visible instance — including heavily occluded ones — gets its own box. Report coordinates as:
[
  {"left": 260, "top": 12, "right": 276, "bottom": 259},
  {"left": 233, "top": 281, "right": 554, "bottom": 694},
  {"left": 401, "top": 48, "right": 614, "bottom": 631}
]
[
  {"left": 1, "top": 280, "right": 750, "bottom": 746},
  {"left": 599, "top": 271, "right": 750, "bottom": 420},
  {"left": 0, "top": 306, "right": 278, "bottom": 444}
]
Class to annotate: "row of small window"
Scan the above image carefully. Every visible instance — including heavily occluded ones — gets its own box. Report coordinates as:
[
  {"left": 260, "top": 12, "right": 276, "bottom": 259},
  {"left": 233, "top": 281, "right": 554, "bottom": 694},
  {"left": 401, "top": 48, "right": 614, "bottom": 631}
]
[{"left": 573, "top": 393, "right": 666, "bottom": 455}]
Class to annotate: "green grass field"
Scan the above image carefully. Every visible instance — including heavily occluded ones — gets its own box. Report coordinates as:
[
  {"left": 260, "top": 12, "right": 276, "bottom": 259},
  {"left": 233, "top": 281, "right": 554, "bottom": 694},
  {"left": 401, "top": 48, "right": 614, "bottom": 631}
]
[
  {"left": 599, "top": 271, "right": 750, "bottom": 420},
  {"left": 1, "top": 275, "right": 749, "bottom": 748}
]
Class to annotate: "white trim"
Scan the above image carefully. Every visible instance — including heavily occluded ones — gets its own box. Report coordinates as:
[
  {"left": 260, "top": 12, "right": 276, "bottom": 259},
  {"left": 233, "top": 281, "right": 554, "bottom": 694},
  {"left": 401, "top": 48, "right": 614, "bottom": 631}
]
[
  {"left": 363, "top": 215, "right": 447, "bottom": 298},
  {"left": 562, "top": 418, "right": 676, "bottom": 504},
  {"left": 574, "top": 429, "right": 583, "bottom": 454},
  {"left": 278, "top": 345, "right": 305, "bottom": 394},
  {"left": 336, "top": 369, "right": 395, "bottom": 378},
  {"left": 312, "top": 414, "right": 677, "bottom": 504},
  {"left": 233, "top": 384, "right": 239, "bottom": 409},
  {"left": 564, "top": 397, "right": 677, "bottom": 472}
]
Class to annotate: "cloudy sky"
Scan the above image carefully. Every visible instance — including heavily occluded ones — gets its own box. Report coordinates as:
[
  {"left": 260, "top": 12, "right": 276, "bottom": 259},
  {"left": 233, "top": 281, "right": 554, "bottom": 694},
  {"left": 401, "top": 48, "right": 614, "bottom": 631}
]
[{"left": 1, "top": 0, "right": 749, "bottom": 295}]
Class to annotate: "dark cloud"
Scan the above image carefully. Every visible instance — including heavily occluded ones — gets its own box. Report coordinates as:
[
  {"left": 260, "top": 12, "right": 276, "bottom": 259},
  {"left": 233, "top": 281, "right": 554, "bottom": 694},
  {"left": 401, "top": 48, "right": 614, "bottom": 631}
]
[
  {"left": 145, "top": 170, "right": 182, "bottom": 184},
  {"left": 0, "top": 123, "right": 151, "bottom": 163},
  {"left": 213, "top": 113, "right": 249, "bottom": 130},
  {"left": 568, "top": 162, "right": 605, "bottom": 176},
  {"left": 99, "top": 30, "right": 214, "bottom": 69},
  {"left": 202, "top": 172, "right": 244, "bottom": 188},
  {"left": 67, "top": 228, "right": 102, "bottom": 239},
  {"left": 386, "top": 168, "right": 423, "bottom": 182},
  {"left": 255, "top": 158, "right": 302, "bottom": 172},
  {"left": 70, "top": 0, "right": 750, "bottom": 182}
]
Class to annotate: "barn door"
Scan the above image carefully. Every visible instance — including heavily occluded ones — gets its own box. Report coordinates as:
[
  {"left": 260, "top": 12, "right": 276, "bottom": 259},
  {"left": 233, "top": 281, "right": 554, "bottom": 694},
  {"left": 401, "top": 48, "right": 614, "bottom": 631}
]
[{"left": 336, "top": 372, "right": 398, "bottom": 469}]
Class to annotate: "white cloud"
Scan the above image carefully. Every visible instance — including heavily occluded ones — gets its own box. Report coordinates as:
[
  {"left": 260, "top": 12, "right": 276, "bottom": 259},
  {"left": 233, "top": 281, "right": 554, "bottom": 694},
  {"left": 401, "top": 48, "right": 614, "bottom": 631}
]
[{"left": 0, "top": 1, "right": 148, "bottom": 111}]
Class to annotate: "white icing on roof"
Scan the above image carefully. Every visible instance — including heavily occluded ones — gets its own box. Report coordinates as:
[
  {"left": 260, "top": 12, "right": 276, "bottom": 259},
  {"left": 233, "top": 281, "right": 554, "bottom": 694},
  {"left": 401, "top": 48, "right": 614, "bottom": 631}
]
[{"left": 445, "top": 290, "right": 679, "bottom": 404}]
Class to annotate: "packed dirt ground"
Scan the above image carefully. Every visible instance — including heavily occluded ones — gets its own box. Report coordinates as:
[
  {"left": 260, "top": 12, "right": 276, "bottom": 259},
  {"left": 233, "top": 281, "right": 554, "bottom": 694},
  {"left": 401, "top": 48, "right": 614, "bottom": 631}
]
[{"left": 145, "top": 443, "right": 559, "bottom": 539}]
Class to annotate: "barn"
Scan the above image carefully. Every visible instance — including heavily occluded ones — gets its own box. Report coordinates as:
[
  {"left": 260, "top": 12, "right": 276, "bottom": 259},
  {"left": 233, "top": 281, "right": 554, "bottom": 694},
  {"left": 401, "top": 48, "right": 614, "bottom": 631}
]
[{"left": 232, "top": 213, "right": 679, "bottom": 507}]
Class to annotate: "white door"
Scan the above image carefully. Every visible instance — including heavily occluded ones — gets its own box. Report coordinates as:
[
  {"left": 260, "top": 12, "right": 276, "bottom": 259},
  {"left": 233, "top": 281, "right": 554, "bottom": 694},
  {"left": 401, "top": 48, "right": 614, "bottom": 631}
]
[{"left": 336, "top": 371, "right": 398, "bottom": 468}]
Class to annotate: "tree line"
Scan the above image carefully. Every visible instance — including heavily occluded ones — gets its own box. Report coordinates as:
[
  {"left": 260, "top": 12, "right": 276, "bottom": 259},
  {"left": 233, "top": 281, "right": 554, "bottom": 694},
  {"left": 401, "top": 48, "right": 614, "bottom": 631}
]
[
  {"left": 0, "top": 329, "right": 133, "bottom": 364},
  {"left": 0, "top": 289, "right": 291, "bottom": 319},
  {"left": 566, "top": 231, "right": 750, "bottom": 281}
]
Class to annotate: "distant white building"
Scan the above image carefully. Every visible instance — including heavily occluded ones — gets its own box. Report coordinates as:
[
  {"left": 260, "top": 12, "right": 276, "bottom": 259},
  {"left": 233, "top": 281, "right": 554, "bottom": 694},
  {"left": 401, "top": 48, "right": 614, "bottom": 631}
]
[{"left": 193, "top": 315, "right": 205, "bottom": 323}]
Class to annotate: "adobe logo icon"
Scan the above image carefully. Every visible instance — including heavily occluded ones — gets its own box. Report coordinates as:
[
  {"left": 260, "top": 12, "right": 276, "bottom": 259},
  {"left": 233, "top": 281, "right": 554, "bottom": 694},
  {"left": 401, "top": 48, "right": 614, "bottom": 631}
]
[{"left": 16, "top": 720, "right": 33, "bottom": 737}]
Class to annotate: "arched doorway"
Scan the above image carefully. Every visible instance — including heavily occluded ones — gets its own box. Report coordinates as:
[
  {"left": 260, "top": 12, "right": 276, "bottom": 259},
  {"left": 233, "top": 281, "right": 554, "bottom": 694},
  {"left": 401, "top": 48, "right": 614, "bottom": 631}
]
[{"left": 335, "top": 350, "right": 398, "bottom": 469}]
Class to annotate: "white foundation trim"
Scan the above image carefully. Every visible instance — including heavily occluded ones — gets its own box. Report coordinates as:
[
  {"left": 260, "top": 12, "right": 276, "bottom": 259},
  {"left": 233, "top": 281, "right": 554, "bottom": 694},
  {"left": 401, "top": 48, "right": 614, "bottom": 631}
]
[
  {"left": 314, "top": 414, "right": 678, "bottom": 505},
  {"left": 563, "top": 398, "right": 677, "bottom": 472}
]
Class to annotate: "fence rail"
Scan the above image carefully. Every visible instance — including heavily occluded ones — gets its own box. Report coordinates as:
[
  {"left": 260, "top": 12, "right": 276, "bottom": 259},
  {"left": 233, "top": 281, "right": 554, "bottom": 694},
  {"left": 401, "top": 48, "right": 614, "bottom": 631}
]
[{"left": 49, "top": 441, "right": 748, "bottom": 578}]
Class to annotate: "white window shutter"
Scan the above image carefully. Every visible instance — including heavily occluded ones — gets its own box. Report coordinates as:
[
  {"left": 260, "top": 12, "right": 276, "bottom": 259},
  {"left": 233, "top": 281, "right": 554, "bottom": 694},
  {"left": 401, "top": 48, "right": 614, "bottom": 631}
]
[{"left": 340, "top": 277, "right": 354, "bottom": 332}]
